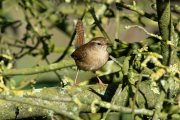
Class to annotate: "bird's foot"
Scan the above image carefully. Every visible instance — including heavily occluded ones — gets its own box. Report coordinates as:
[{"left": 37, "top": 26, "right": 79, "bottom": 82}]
[
  {"left": 97, "top": 81, "right": 107, "bottom": 88},
  {"left": 74, "top": 82, "right": 79, "bottom": 86}
]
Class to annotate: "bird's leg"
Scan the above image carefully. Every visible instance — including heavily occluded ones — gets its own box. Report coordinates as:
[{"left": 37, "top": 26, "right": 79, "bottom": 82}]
[
  {"left": 94, "top": 72, "right": 107, "bottom": 87},
  {"left": 74, "top": 69, "right": 79, "bottom": 86}
]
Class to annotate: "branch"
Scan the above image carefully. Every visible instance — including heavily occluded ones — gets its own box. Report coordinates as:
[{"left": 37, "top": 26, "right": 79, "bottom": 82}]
[
  {"left": 1, "top": 60, "right": 75, "bottom": 76},
  {"left": 0, "top": 81, "right": 180, "bottom": 119},
  {"left": 116, "top": 2, "right": 158, "bottom": 21},
  {"left": 0, "top": 94, "right": 81, "bottom": 120}
]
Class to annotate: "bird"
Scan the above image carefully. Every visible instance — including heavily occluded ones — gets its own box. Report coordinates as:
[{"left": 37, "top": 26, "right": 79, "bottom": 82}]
[{"left": 71, "top": 20, "right": 111, "bottom": 87}]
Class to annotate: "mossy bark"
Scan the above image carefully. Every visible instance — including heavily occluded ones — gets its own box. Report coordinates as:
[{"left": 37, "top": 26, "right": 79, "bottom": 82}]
[{"left": 0, "top": 80, "right": 180, "bottom": 119}]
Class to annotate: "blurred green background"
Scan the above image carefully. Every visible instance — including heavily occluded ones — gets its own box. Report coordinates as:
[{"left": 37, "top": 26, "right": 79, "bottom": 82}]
[
  {"left": 2, "top": 0, "right": 161, "bottom": 90},
  {"left": 1, "top": 0, "right": 180, "bottom": 119}
]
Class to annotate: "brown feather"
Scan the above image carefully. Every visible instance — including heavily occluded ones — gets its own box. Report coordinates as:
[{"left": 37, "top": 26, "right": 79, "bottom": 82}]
[
  {"left": 75, "top": 20, "right": 85, "bottom": 49},
  {"left": 71, "top": 37, "right": 109, "bottom": 71}
]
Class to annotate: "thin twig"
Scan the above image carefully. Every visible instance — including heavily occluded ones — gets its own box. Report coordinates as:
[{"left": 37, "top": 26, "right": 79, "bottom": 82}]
[
  {"left": 109, "top": 55, "right": 123, "bottom": 67},
  {"left": 45, "top": 58, "right": 62, "bottom": 85},
  {"left": 116, "top": 2, "right": 158, "bottom": 21},
  {"left": 2, "top": 60, "right": 75, "bottom": 76},
  {"left": 54, "top": 9, "right": 87, "bottom": 63},
  {"left": 88, "top": 7, "right": 112, "bottom": 44}
]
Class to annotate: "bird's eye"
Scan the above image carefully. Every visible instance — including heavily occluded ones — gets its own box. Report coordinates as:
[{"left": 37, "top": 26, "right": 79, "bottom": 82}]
[{"left": 97, "top": 43, "right": 101, "bottom": 45}]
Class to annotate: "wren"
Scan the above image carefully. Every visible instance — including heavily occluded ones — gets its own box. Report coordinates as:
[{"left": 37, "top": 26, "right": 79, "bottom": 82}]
[{"left": 71, "top": 20, "right": 111, "bottom": 87}]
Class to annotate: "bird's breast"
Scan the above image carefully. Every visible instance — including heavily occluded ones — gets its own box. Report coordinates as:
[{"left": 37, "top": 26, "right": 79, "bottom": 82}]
[{"left": 76, "top": 49, "right": 109, "bottom": 71}]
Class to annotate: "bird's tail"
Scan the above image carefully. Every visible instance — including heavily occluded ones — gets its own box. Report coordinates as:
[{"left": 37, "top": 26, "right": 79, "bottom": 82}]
[{"left": 75, "top": 20, "right": 85, "bottom": 49}]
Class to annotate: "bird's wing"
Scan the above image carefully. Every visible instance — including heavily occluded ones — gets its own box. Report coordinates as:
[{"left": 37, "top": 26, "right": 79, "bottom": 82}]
[{"left": 71, "top": 44, "right": 88, "bottom": 62}]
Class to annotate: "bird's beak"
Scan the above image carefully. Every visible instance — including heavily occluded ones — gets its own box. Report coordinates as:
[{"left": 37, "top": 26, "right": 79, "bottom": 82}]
[{"left": 105, "top": 43, "right": 112, "bottom": 46}]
